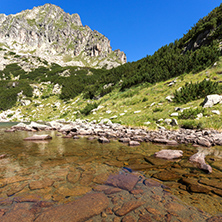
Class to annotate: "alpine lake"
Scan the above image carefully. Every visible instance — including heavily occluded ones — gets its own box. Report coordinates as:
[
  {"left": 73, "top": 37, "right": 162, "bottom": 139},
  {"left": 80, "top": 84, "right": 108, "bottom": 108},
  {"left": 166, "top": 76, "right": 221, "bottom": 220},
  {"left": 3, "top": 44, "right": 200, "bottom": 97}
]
[{"left": 1, "top": 122, "right": 222, "bottom": 215}]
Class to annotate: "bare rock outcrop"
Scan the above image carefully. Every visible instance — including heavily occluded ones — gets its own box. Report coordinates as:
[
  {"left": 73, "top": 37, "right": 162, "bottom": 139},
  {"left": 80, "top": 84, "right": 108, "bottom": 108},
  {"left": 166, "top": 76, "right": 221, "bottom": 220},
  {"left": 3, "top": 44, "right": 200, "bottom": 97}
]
[{"left": 0, "top": 4, "right": 126, "bottom": 69}]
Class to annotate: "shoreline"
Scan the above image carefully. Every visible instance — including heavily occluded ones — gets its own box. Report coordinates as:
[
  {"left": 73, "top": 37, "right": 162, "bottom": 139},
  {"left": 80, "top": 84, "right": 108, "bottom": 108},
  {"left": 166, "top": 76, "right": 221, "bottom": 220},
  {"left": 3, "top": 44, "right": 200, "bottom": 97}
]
[{"left": 5, "top": 119, "right": 222, "bottom": 148}]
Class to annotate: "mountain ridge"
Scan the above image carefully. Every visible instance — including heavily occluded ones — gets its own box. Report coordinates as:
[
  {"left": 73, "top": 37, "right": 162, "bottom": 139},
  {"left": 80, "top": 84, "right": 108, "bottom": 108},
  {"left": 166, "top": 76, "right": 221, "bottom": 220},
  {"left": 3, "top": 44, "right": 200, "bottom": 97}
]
[{"left": 0, "top": 4, "right": 126, "bottom": 69}]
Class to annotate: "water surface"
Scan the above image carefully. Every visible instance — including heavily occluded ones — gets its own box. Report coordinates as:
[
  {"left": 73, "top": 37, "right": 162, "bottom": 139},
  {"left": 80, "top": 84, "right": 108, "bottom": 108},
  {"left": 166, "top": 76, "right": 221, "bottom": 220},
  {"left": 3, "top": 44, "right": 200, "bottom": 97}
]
[{"left": 1, "top": 122, "right": 222, "bottom": 215}]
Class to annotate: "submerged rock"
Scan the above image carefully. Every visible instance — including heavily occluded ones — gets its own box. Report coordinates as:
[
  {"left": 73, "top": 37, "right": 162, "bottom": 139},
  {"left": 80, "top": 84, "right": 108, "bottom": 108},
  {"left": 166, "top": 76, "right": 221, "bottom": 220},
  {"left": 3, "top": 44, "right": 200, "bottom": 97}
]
[
  {"left": 154, "top": 149, "right": 183, "bottom": 160},
  {"left": 189, "top": 151, "right": 212, "bottom": 173},
  {"left": 24, "top": 135, "right": 52, "bottom": 141}
]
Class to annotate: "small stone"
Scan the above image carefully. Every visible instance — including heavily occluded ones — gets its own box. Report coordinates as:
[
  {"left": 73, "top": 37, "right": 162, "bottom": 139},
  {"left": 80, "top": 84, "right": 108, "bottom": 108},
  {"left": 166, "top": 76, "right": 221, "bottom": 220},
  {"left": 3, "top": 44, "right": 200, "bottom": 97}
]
[
  {"left": 130, "top": 189, "right": 144, "bottom": 195},
  {"left": 119, "top": 138, "right": 130, "bottom": 143},
  {"left": 144, "top": 178, "right": 162, "bottom": 187},
  {"left": 1, "top": 209, "right": 35, "bottom": 222},
  {"left": 105, "top": 207, "right": 113, "bottom": 215},
  {"left": 171, "top": 118, "right": 178, "bottom": 126},
  {"left": 29, "top": 178, "right": 54, "bottom": 190},
  {"left": 197, "top": 137, "right": 211, "bottom": 147},
  {"left": 188, "top": 184, "right": 210, "bottom": 193},
  {"left": 0, "top": 198, "right": 13, "bottom": 206},
  {"left": 129, "top": 141, "right": 140, "bottom": 146},
  {"left": 122, "top": 215, "right": 137, "bottom": 222},
  {"left": 138, "top": 214, "right": 153, "bottom": 222},
  {"left": 14, "top": 194, "right": 41, "bottom": 203},
  {"left": 145, "top": 207, "right": 161, "bottom": 215},
  {"left": 101, "top": 212, "right": 107, "bottom": 218},
  {"left": 207, "top": 216, "right": 222, "bottom": 222},
  {"left": 153, "top": 171, "right": 181, "bottom": 181},
  {"left": 212, "top": 110, "right": 220, "bottom": 115},
  {"left": 24, "top": 134, "right": 52, "bottom": 141},
  {"left": 93, "top": 173, "right": 110, "bottom": 184},
  {"left": 113, "top": 217, "right": 121, "bottom": 222},
  {"left": 115, "top": 200, "right": 145, "bottom": 216},
  {"left": 164, "top": 202, "right": 185, "bottom": 211},
  {"left": 106, "top": 173, "right": 139, "bottom": 191},
  {"left": 73, "top": 136, "right": 80, "bottom": 139},
  {"left": 98, "top": 137, "right": 110, "bottom": 143},
  {"left": 104, "top": 187, "right": 122, "bottom": 195},
  {"left": 170, "top": 112, "right": 179, "bottom": 117}
]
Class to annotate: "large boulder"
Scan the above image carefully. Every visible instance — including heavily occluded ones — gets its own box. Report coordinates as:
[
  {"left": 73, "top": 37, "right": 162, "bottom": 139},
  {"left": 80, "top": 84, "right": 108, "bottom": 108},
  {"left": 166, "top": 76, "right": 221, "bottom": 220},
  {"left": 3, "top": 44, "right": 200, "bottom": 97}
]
[{"left": 202, "top": 94, "right": 222, "bottom": 108}]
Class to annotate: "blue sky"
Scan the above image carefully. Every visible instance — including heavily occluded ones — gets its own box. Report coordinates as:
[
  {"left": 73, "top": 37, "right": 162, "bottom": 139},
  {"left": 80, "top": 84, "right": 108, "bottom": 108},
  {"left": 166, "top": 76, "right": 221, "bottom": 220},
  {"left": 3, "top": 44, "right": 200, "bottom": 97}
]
[{"left": 1, "top": 1, "right": 221, "bottom": 62}]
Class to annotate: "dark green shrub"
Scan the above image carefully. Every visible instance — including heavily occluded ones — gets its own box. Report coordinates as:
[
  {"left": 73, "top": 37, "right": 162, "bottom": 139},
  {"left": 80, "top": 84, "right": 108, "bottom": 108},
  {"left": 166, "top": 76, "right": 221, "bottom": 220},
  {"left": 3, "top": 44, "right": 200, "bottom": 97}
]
[
  {"left": 153, "top": 107, "right": 163, "bottom": 112},
  {"left": 80, "top": 102, "right": 98, "bottom": 116},
  {"left": 181, "top": 120, "right": 203, "bottom": 129},
  {"left": 178, "top": 108, "right": 207, "bottom": 119},
  {"left": 173, "top": 79, "right": 220, "bottom": 104}
]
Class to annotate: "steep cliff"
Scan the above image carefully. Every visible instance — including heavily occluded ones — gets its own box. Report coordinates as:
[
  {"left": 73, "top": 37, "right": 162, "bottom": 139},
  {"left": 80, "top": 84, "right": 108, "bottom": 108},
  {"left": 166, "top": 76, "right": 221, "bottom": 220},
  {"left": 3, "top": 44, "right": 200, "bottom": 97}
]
[{"left": 0, "top": 4, "right": 126, "bottom": 69}]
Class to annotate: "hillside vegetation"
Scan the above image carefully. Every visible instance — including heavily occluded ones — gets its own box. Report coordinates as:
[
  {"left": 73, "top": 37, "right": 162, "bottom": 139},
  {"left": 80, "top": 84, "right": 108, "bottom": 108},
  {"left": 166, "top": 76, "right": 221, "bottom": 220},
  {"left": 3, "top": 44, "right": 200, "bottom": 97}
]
[{"left": 1, "top": 4, "right": 222, "bottom": 130}]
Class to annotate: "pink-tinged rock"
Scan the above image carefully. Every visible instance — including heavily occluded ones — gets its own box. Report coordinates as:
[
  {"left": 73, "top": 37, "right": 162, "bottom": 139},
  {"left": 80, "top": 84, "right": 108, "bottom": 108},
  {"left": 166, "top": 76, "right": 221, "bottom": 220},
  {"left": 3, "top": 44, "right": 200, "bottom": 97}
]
[
  {"left": 153, "top": 138, "right": 178, "bottom": 145},
  {"left": 29, "top": 178, "right": 54, "bottom": 190},
  {"left": 144, "top": 178, "right": 162, "bottom": 187},
  {"left": 129, "top": 141, "right": 140, "bottom": 146},
  {"left": 105, "top": 174, "right": 139, "bottom": 191},
  {"left": 197, "top": 137, "right": 211, "bottom": 147},
  {"left": 114, "top": 200, "right": 145, "bottom": 216},
  {"left": 35, "top": 193, "right": 109, "bottom": 222},
  {"left": 104, "top": 187, "right": 122, "bottom": 195},
  {"left": 119, "top": 138, "right": 130, "bottom": 143},
  {"left": 0, "top": 154, "right": 6, "bottom": 159},
  {"left": 189, "top": 151, "right": 212, "bottom": 173},
  {"left": 0, "top": 198, "right": 13, "bottom": 206},
  {"left": 122, "top": 215, "right": 137, "bottom": 222},
  {"left": 14, "top": 194, "right": 42, "bottom": 203},
  {"left": 138, "top": 214, "right": 153, "bottom": 222},
  {"left": 1, "top": 209, "right": 35, "bottom": 222},
  {"left": 130, "top": 189, "right": 144, "bottom": 195},
  {"left": 24, "top": 134, "right": 52, "bottom": 141},
  {"left": 154, "top": 149, "right": 183, "bottom": 160},
  {"left": 98, "top": 137, "right": 110, "bottom": 143}
]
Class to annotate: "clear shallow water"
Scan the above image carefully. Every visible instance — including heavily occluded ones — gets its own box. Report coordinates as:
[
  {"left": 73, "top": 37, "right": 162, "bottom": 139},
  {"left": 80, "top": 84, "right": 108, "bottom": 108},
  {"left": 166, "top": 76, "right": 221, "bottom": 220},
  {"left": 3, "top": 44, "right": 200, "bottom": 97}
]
[{"left": 1, "top": 122, "right": 222, "bottom": 215}]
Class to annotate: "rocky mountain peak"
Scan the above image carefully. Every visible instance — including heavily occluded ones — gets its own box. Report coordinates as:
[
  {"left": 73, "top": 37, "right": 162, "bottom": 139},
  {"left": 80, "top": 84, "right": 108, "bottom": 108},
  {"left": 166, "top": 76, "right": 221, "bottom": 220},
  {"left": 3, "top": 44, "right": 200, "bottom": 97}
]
[{"left": 0, "top": 4, "right": 126, "bottom": 69}]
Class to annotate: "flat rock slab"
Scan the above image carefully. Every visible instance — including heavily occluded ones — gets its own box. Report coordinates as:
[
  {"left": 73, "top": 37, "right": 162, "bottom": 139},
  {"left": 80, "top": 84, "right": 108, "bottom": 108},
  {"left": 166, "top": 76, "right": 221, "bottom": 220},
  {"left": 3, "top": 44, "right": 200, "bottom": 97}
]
[
  {"left": 35, "top": 193, "right": 109, "bottom": 222},
  {"left": 106, "top": 173, "right": 139, "bottom": 191},
  {"left": 24, "top": 135, "right": 52, "bottom": 141}
]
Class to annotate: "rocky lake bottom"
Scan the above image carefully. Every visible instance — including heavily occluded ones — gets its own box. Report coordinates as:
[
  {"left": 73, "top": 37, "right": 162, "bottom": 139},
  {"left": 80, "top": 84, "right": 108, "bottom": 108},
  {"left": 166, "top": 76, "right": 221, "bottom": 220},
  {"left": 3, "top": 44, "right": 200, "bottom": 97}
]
[{"left": 1, "top": 122, "right": 222, "bottom": 221}]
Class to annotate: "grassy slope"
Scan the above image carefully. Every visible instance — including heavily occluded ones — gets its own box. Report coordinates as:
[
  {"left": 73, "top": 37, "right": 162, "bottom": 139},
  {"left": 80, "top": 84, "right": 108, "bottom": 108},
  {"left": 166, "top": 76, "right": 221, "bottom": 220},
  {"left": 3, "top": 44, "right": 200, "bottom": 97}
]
[{"left": 7, "top": 57, "right": 222, "bottom": 130}]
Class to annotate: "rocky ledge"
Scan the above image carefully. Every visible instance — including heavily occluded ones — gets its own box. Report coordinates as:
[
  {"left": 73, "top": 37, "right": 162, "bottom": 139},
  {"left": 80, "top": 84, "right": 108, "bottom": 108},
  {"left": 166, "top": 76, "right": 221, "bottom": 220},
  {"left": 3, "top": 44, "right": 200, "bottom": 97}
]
[{"left": 0, "top": 169, "right": 220, "bottom": 222}]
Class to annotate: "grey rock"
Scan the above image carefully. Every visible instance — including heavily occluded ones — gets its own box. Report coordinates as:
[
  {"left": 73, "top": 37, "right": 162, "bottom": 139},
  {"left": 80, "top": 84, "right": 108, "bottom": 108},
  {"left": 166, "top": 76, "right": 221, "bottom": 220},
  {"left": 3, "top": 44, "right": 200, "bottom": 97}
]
[
  {"left": 98, "top": 137, "right": 110, "bottom": 143},
  {"left": 154, "top": 149, "right": 183, "bottom": 160},
  {"left": 165, "top": 96, "right": 174, "bottom": 102},
  {"left": 129, "top": 141, "right": 140, "bottom": 146},
  {"left": 202, "top": 94, "right": 222, "bottom": 108},
  {"left": 197, "top": 137, "right": 211, "bottom": 147},
  {"left": 24, "top": 134, "right": 52, "bottom": 140},
  {"left": 189, "top": 151, "right": 212, "bottom": 173},
  {"left": 171, "top": 118, "right": 178, "bottom": 126}
]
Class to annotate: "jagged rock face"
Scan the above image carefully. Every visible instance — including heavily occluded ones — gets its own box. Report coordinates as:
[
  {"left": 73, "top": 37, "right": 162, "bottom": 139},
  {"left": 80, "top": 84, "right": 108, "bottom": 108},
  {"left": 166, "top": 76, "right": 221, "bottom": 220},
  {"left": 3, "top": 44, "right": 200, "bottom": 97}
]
[{"left": 0, "top": 4, "right": 126, "bottom": 68}]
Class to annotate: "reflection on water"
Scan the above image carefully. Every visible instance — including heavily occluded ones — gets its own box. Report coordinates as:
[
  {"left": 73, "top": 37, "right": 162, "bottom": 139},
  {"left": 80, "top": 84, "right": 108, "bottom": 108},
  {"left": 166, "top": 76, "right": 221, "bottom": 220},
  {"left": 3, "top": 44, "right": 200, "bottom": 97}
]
[{"left": 1, "top": 123, "right": 222, "bottom": 214}]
